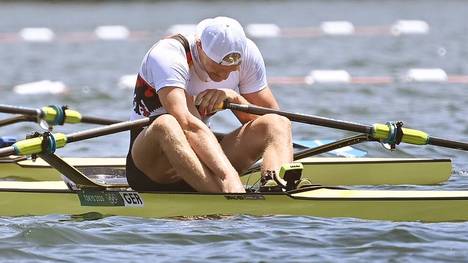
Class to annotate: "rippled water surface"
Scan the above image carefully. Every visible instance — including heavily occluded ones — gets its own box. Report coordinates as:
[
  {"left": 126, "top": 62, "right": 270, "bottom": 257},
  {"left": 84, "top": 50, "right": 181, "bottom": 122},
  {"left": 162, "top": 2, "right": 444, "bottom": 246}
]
[
  {"left": 2, "top": 215, "right": 468, "bottom": 262},
  {"left": 1, "top": 0, "right": 468, "bottom": 262}
]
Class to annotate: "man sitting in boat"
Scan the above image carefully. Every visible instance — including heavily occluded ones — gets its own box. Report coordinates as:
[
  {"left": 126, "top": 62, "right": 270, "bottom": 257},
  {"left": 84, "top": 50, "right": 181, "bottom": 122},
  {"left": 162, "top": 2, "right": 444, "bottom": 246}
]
[{"left": 126, "top": 16, "right": 293, "bottom": 193}]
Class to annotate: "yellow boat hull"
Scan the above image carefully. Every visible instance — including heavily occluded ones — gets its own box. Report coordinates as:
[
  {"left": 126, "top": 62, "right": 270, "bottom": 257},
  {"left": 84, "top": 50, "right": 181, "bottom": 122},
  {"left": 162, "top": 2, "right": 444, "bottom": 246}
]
[
  {"left": 0, "top": 181, "right": 467, "bottom": 222},
  {"left": 0, "top": 156, "right": 451, "bottom": 185}
]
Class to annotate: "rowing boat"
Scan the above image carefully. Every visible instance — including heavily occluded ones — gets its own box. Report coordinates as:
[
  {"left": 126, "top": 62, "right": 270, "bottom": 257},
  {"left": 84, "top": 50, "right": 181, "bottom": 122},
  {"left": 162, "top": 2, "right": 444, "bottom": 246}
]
[
  {"left": 0, "top": 155, "right": 452, "bottom": 185},
  {"left": 1, "top": 103, "right": 467, "bottom": 222}
]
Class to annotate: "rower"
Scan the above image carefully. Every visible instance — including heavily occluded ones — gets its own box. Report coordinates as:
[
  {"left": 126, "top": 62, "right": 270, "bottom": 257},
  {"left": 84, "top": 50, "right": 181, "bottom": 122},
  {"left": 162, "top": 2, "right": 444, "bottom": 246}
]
[{"left": 126, "top": 16, "right": 295, "bottom": 193}]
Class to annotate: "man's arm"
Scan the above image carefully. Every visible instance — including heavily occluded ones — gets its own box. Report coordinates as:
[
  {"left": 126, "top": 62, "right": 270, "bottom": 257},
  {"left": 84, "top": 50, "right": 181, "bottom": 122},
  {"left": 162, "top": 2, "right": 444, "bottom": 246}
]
[{"left": 158, "top": 86, "right": 238, "bottom": 179}]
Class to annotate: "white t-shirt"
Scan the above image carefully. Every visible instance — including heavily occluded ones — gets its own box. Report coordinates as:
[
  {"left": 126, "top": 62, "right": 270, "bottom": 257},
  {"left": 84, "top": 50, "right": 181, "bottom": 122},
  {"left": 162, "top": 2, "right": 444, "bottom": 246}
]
[{"left": 130, "top": 34, "right": 267, "bottom": 121}]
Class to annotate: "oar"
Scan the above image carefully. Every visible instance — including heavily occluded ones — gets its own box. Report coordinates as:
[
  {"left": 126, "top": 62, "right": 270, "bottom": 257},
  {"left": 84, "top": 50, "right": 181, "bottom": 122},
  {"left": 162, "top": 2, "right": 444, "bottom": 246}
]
[
  {"left": 0, "top": 104, "right": 120, "bottom": 127},
  {"left": 223, "top": 102, "right": 468, "bottom": 151},
  {"left": 0, "top": 118, "right": 151, "bottom": 157}
]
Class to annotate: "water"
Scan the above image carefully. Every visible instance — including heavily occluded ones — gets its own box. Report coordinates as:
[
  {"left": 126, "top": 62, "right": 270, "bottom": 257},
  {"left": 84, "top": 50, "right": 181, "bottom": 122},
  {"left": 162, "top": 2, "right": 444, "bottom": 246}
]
[
  {"left": 2, "top": 215, "right": 468, "bottom": 262},
  {"left": 1, "top": 0, "right": 468, "bottom": 261}
]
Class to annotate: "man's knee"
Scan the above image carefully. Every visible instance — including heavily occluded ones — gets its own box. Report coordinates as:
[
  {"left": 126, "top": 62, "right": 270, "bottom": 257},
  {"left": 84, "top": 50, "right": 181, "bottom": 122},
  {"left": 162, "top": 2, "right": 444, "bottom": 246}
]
[
  {"left": 146, "top": 114, "right": 181, "bottom": 136},
  {"left": 256, "top": 114, "right": 292, "bottom": 137}
]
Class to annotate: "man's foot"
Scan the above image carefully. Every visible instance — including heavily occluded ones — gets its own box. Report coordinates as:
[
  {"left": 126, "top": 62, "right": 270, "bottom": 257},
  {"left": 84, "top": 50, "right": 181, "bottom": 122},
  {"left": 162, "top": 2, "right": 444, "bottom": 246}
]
[
  {"left": 259, "top": 170, "right": 281, "bottom": 192},
  {"left": 260, "top": 163, "right": 306, "bottom": 192}
]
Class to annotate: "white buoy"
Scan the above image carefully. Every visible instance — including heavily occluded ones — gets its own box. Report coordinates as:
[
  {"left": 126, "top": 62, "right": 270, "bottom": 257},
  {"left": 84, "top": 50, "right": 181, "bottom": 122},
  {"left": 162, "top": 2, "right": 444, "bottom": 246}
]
[
  {"left": 391, "top": 20, "right": 429, "bottom": 35},
  {"left": 94, "top": 25, "right": 130, "bottom": 40},
  {"left": 308, "top": 70, "right": 351, "bottom": 83},
  {"left": 246, "top": 24, "right": 281, "bottom": 38},
  {"left": 404, "top": 68, "right": 448, "bottom": 82},
  {"left": 166, "top": 24, "right": 197, "bottom": 36},
  {"left": 13, "top": 80, "right": 67, "bottom": 95},
  {"left": 118, "top": 74, "right": 137, "bottom": 89},
  {"left": 304, "top": 75, "right": 315, "bottom": 85},
  {"left": 19, "top": 28, "right": 55, "bottom": 42},
  {"left": 320, "top": 21, "right": 355, "bottom": 35}
]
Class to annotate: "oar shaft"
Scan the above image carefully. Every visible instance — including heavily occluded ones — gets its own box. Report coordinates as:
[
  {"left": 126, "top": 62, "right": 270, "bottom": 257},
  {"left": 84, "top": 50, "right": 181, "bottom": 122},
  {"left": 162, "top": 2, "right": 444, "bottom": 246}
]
[
  {"left": 225, "top": 102, "right": 468, "bottom": 152},
  {"left": 0, "top": 118, "right": 152, "bottom": 157},
  {"left": 80, "top": 116, "right": 120, "bottom": 125},
  {"left": 0, "top": 104, "right": 122, "bottom": 126},
  {"left": 0, "top": 115, "right": 36, "bottom": 127},
  {"left": 429, "top": 137, "right": 468, "bottom": 151},
  {"left": 0, "top": 146, "right": 15, "bottom": 156},
  {"left": 67, "top": 118, "right": 150, "bottom": 143},
  {"left": 226, "top": 102, "right": 371, "bottom": 134},
  {"left": 0, "top": 104, "right": 41, "bottom": 116}
]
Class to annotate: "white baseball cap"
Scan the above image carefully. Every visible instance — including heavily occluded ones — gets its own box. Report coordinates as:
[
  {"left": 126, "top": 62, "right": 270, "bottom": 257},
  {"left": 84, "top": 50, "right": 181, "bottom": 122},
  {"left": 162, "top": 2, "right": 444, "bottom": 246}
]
[{"left": 196, "top": 16, "right": 246, "bottom": 66}]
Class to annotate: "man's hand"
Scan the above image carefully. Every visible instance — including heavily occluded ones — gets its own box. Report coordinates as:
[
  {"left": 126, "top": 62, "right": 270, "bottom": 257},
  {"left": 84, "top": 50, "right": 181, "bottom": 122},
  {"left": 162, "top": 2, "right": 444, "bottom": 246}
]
[{"left": 195, "top": 89, "right": 239, "bottom": 117}]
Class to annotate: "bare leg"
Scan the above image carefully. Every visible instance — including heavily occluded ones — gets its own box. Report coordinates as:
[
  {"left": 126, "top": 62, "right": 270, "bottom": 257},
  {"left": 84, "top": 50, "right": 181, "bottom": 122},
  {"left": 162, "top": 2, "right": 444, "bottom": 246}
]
[
  {"left": 220, "top": 114, "right": 293, "bottom": 176},
  {"left": 131, "top": 114, "right": 245, "bottom": 193}
]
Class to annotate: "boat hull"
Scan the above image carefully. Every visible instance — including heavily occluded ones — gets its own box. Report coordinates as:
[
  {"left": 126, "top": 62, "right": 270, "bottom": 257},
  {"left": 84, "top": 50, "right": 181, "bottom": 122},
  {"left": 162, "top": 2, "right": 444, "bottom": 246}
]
[
  {"left": 0, "top": 156, "right": 452, "bottom": 185},
  {"left": 1, "top": 182, "right": 467, "bottom": 222}
]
